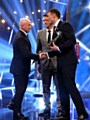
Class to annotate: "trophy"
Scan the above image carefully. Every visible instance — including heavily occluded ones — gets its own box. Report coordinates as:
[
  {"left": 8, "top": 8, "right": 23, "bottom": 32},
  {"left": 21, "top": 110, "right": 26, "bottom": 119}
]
[{"left": 48, "top": 31, "right": 62, "bottom": 46}]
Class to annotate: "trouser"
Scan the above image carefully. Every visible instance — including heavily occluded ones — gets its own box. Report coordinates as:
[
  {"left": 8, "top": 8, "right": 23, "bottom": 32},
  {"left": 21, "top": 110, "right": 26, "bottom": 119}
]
[
  {"left": 13, "top": 74, "right": 28, "bottom": 112},
  {"left": 57, "top": 64, "right": 87, "bottom": 117},
  {"left": 42, "top": 68, "right": 60, "bottom": 109}
]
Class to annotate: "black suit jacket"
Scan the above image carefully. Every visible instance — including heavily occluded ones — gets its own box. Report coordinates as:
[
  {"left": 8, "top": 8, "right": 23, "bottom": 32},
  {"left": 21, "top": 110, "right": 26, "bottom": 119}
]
[
  {"left": 48, "top": 20, "right": 78, "bottom": 68},
  {"left": 10, "top": 30, "right": 39, "bottom": 75}
]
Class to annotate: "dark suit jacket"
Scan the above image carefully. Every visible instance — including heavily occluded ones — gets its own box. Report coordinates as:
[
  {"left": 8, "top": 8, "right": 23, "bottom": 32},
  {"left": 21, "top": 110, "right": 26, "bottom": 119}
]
[
  {"left": 48, "top": 20, "right": 78, "bottom": 68},
  {"left": 10, "top": 30, "right": 39, "bottom": 75}
]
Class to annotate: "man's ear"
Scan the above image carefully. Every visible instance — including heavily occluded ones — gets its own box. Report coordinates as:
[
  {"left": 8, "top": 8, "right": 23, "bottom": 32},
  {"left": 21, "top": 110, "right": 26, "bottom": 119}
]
[{"left": 53, "top": 13, "right": 56, "bottom": 18}]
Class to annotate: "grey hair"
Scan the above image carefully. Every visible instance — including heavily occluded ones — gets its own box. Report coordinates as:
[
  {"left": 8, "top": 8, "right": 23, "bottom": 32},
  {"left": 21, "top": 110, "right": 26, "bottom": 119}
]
[{"left": 19, "top": 18, "right": 30, "bottom": 28}]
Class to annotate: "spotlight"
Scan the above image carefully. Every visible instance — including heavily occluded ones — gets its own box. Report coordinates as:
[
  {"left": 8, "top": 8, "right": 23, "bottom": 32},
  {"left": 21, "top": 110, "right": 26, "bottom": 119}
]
[
  {"left": 43, "top": 10, "right": 46, "bottom": 13},
  {"left": 26, "top": 15, "right": 29, "bottom": 19},
  {"left": 13, "top": 11, "right": 17, "bottom": 14},
  {"left": 44, "top": 1, "right": 46, "bottom": 3},
  {"left": 38, "top": 19, "right": 40, "bottom": 21},
  {"left": 12, "top": 24, "right": 15, "bottom": 28},
  {"left": 61, "top": 15, "right": 63, "bottom": 18},
  {"left": 7, "top": 27, "right": 10, "bottom": 30},
  {"left": 1, "top": 19, "right": 5, "bottom": 23},
  {"left": 38, "top": 9, "right": 41, "bottom": 13},
  {"left": 32, "top": 12, "right": 34, "bottom": 14},
  {"left": 20, "top": 0, "right": 23, "bottom": 3},
  {"left": 38, "top": 19, "right": 40, "bottom": 23},
  {"left": 49, "top": 0, "right": 67, "bottom": 5},
  {"left": 31, "top": 22, "right": 35, "bottom": 26}
]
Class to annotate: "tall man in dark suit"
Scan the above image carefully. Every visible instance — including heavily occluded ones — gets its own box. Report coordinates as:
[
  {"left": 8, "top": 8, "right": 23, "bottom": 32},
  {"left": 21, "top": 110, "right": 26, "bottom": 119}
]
[
  {"left": 36, "top": 14, "right": 61, "bottom": 117},
  {"left": 7, "top": 18, "right": 46, "bottom": 119},
  {"left": 47, "top": 8, "right": 88, "bottom": 120}
]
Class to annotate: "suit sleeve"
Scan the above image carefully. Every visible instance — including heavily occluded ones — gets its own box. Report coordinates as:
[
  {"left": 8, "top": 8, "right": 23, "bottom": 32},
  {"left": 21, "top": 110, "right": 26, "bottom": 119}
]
[
  {"left": 36, "top": 31, "right": 42, "bottom": 64},
  {"left": 17, "top": 37, "right": 39, "bottom": 61},
  {"left": 48, "top": 22, "right": 76, "bottom": 58},
  {"left": 36, "top": 31, "right": 42, "bottom": 54},
  {"left": 58, "top": 22, "right": 76, "bottom": 52}
]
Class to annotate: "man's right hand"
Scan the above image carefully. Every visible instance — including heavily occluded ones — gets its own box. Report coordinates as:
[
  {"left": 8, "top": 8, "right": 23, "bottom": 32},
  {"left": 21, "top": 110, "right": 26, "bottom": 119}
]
[{"left": 39, "top": 52, "right": 47, "bottom": 60}]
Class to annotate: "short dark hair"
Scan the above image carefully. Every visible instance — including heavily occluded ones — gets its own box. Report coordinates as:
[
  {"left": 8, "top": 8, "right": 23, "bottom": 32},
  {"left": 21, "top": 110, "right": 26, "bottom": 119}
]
[
  {"left": 48, "top": 8, "right": 60, "bottom": 18},
  {"left": 43, "top": 14, "right": 48, "bottom": 17}
]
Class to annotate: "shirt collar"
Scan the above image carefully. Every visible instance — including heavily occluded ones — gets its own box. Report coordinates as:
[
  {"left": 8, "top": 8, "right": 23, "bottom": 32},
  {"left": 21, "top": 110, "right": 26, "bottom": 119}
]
[
  {"left": 54, "top": 19, "right": 60, "bottom": 27},
  {"left": 46, "top": 27, "right": 53, "bottom": 32},
  {"left": 20, "top": 29, "right": 27, "bottom": 36}
]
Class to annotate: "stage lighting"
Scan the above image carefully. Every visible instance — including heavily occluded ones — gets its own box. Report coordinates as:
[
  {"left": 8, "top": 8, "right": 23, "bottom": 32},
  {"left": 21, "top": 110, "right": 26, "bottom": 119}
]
[
  {"left": 20, "top": 0, "right": 23, "bottom": 3},
  {"left": 38, "top": 9, "right": 41, "bottom": 13},
  {"left": 1, "top": 19, "right": 5, "bottom": 23},
  {"left": 31, "top": 22, "right": 35, "bottom": 26},
  {"left": 43, "top": 10, "right": 46, "bottom": 13},
  {"left": 49, "top": 0, "right": 67, "bottom": 5},
  {"left": 32, "top": 12, "right": 34, "bottom": 14},
  {"left": 25, "top": 15, "right": 29, "bottom": 19},
  {"left": 7, "top": 27, "right": 10, "bottom": 30},
  {"left": 13, "top": 11, "right": 17, "bottom": 14},
  {"left": 44, "top": 1, "right": 46, "bottom": 4}
]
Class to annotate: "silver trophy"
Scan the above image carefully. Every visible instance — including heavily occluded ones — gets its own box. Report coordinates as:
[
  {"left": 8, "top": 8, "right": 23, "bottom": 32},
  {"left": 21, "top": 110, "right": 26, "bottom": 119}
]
[{"left": 48, "top": 31, "right": 62, "bottom": 46}]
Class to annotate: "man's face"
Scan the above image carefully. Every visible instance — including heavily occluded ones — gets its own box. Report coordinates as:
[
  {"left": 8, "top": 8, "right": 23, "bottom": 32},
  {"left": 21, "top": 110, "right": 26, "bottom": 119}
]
[
  {"left": 43, "top": 16, "right": 50, "bottom": 28},
  {"left": 22, "top": 19, "right": 32, "bottom": 33},
  {"left": 47, "top": 12, "right": 54, "bottom": 25}
]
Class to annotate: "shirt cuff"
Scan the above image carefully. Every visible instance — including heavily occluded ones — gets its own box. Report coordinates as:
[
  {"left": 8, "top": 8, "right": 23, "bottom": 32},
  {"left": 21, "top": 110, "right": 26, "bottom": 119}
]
[{"left": 57, "top": 46, "right": 61, "bottom": 53}]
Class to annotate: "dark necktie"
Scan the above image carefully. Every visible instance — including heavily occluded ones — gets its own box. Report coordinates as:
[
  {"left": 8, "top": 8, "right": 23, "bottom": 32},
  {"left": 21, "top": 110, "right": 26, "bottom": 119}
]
[
  {"left": 26, "top": 35, "right": 29, "bottom": 39},
  {"left": 48, "top": 30, "right": 51, "bottom": 43},
  {"left": 52, "top": 26, "right": 57, "bottom": 39},
  {"left": 54, "top": 26, "right": 56, "bottom": 32}
]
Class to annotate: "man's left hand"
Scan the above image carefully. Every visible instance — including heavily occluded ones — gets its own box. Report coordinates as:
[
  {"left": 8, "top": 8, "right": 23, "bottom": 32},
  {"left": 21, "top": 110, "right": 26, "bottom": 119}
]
[{"left": 50, "top": 42, "right": 58, "bottom": 51}]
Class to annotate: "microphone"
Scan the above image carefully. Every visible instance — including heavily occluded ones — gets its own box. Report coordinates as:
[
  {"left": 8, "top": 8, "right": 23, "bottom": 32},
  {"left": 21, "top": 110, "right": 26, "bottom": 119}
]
[{"left": 48, "top": 31, "right": 62, "bottom": 46}]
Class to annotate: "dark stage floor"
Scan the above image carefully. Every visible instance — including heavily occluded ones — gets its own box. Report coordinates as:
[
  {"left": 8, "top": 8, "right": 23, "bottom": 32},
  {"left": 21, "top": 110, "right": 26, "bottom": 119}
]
[{"left": 0, "top": 82, "right": 90, "bottom": 120}]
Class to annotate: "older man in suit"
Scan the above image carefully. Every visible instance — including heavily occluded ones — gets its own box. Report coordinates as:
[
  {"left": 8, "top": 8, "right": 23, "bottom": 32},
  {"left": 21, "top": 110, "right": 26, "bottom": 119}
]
[
  {"left": 7, "top": 18, "right": 46, "bottom": 120},
  {"left": 36, "top": 14, "right": 61, "bottom": 118},
  {"left": 47, "top": 8, "right": 88, "bottom": 120}
]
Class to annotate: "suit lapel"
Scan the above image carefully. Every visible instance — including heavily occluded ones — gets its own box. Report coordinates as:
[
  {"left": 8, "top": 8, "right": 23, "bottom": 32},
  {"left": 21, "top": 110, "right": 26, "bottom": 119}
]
[
  {"left": 42, "top": 29, "right": 49, "bottom": 48},
  {"left": 56, "top": 21, "right": 63, "bottom": 31},
  {"left": 42, "top": 29, "right": 46, "bottom": 42},
  {"left": 27, "top": 37, "right": 31, "bottom": 52},
  {"left": 23, "top": 33, "right": 31, "bottom": 52}
]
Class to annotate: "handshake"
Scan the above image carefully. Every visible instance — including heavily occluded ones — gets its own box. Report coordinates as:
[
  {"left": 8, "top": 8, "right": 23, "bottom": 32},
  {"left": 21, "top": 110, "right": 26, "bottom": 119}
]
[
  {"left": 39, "top": 52, "right": 48, "bottom": 60},
  {"left": 39, "top": 42, "right": 58, "bottom": 60}
]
